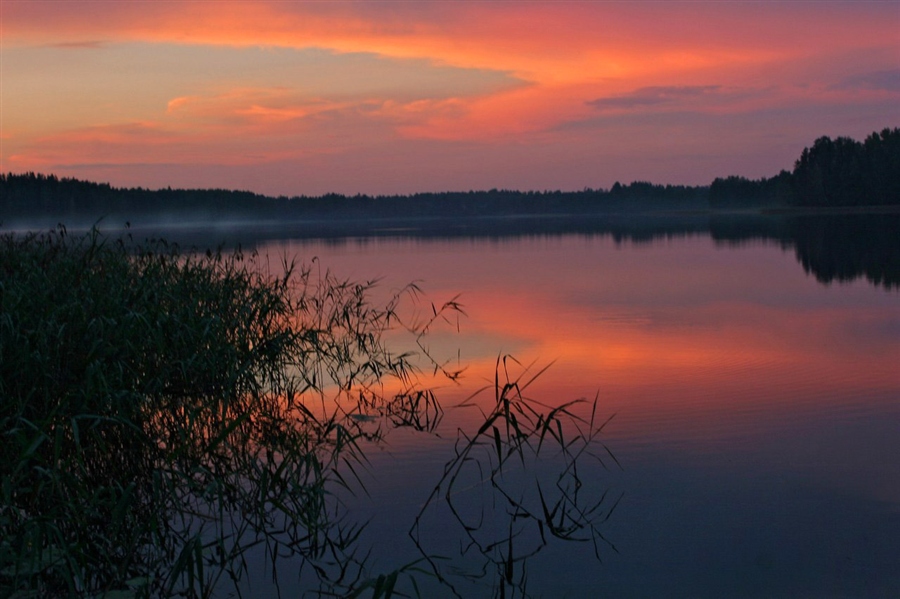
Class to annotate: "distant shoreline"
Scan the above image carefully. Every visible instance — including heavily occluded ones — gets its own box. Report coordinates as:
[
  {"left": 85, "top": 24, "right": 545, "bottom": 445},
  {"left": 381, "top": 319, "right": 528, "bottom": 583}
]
[{"left": 4, "top": 125, "right": 899, "bottom": 231}]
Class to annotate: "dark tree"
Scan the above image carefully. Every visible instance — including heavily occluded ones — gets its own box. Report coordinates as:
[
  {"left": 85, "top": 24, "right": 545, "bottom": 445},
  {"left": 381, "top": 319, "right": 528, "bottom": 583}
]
[
  {"left": 862, "top": 127, "right": 900, "bottom": 205},
  {"left": 791, "top": 128, "right": 899, "bottom": 206}
]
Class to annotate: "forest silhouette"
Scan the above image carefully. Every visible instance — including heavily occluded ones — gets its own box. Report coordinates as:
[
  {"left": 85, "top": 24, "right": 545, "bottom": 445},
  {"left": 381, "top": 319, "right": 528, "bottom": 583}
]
[{"left": 3, "top": 128, "right": 898, "bottom": 224}]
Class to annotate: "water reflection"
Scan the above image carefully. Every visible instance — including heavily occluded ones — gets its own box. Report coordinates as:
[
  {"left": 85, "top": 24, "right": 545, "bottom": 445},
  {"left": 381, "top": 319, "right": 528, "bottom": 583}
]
[
  {"left": 256, "top": 224, "right": 899, "bottom": 597},
  {"left": 708, "top": 212, "right": 900, "bottom": 288},
  {"left": 788, "top": 214, "right": 900, "bottom": 287}
]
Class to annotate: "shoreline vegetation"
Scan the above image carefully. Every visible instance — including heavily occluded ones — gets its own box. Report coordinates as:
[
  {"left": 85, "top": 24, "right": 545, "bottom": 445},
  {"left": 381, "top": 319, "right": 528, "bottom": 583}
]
[
  {"left": 2, "top": 227, "right": 435, "bottom": 597},
  {"left": 2, "top": 128, "right": 898, "bottom": 232},
  {"left": 1, "top": 228, "right": 615, "bottom": 598}
]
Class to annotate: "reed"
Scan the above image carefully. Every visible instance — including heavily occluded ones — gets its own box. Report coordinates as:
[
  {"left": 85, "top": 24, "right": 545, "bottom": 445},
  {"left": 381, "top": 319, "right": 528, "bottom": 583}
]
[{"left": 0, "top": 227, "right": 443, "bottom": 598}]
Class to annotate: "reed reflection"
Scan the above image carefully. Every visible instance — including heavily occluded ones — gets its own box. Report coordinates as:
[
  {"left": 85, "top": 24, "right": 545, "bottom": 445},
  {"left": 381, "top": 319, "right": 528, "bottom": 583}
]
[{"left": 410, "top": 357, "right": 621, "bottom": 598}]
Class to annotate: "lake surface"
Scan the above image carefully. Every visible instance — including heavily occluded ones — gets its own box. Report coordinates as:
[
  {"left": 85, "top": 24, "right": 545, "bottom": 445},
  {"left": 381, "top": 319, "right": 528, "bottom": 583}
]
[{"left": 194, "top": 218, "right": 899, "bottom": 598}]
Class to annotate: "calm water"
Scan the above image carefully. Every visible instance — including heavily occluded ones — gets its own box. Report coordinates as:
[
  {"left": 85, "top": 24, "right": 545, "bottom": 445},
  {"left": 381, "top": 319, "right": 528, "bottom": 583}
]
[{"left": 210, "top": 224, "right": 900, "bottom": 598}]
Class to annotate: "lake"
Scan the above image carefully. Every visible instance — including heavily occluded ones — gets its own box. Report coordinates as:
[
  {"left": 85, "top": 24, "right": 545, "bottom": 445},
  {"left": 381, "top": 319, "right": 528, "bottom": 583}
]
[{"left": 197, "top": 214, "right": 898, "bottom": 598}]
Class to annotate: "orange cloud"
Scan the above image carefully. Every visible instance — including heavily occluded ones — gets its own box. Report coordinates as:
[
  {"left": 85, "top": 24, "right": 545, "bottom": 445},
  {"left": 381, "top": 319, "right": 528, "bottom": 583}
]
[
  {"left": 4, "top": 2, "right": 898, "bottom": 192},
  {"left": 163, "top": 88, "right": 346, "bottom": 125},
  {"left": 165, "top": 96, "right": 196, "bottom": 114},
  {"left": 8, "top": 122, "right": 183, "bottom": 168},
  {"left": 8, "top": 88, "right": 399, "bottom": 171},
  {"left": 6, "top": 2, "right": 893, "bottom": 86}
]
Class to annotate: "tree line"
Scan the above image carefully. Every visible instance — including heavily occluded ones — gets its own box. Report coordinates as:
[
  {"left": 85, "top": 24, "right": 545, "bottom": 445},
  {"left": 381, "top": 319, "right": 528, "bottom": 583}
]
[
  {"left": 2, "top": 128, "right": 898, "bottom": 223},
  {"left": 709, "top": 127, "right": 900, "bottom": 207},
  {"left": 0, "top": 176, "right": 710, "bottom": 224}
]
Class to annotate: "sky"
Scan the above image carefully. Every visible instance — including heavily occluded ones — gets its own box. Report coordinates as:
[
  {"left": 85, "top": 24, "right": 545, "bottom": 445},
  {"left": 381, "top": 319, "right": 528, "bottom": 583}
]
[{"left": 2, "top": 1, "right": 898, "bottom": 196}]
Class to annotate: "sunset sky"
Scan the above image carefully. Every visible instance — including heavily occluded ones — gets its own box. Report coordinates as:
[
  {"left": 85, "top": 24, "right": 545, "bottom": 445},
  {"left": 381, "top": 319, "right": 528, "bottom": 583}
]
[{"left": 2, "top": 1, "right": 898, "bottom": 196}]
